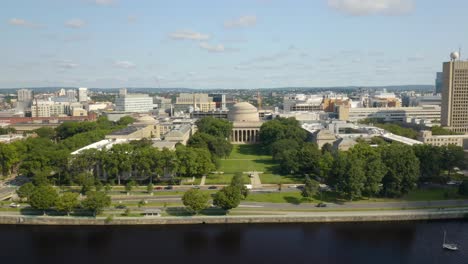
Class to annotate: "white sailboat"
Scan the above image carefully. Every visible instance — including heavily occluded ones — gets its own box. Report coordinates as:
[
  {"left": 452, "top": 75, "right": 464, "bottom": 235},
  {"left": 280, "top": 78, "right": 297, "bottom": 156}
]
[{"left": 443, "top": 231, "right": 459, "bottom": 251}]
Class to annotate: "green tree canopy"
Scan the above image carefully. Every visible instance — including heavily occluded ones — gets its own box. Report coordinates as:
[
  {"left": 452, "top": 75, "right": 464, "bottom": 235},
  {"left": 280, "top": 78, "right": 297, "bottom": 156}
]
[
  {"left": 29, "top": 185, "right": 59, "bottom": 213},
  {"left": 213, "top": 186, "right": 242, "bottom": 211},
  {"left": 182, "top": 189, "right": 210, "bottom": 214},
  {"left": 195, "top": 117, "right": 233, "bottom": 138},
  {"left": 82, "top": 191, "right": 111, "bottom": 216},
  {"left": 56, "top": 192, "right": 79, "bottom": 216},
  {"left": 381, "top": 143, "right": 420, "bottom": 197},
  {"left": 16, "top": 182, "right": 35, "bottom": 200}
]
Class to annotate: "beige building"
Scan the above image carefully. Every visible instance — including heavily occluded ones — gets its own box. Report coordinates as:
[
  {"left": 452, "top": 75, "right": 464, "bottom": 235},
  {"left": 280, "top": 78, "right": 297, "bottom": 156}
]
[
  {"left": 441, "top": 58, "right": 468, "bottom": 133},
  {"left": 313, "top": 130, "right": 337, "bottom": 149},
  {"left": 228, "top": 102, "right": 262, "bottom": 144},
  {"left": 338, "top": 105, "right": 441, "bottom": 122},
  {"left": 418, "top": 130, "right": 467, "bottom": 148},
  {"left": 175, "top": 93, "right": 216, "bottom": 112}
]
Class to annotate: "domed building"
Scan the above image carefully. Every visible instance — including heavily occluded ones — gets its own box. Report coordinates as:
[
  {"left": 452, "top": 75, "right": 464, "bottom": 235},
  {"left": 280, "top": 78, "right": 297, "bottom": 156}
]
[{"left": 228, "top": 102, "right": 263, "bottom": 144}]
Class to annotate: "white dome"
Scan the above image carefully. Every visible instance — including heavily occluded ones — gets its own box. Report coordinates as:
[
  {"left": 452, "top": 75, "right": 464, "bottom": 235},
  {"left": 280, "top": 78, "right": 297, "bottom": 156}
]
[
  {"left": 451, "top": 52, "right": 460, "bottom": 60},
  {"left": 228, "top": 102, "right": 259, "bottom": 122}
]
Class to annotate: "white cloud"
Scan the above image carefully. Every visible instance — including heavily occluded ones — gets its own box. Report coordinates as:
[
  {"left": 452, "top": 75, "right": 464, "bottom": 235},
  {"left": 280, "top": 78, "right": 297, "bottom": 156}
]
[
  {"left": 65, "top": 19, "right": 86, "bottom": 28},
  {"left": 327, "top": 0, "right": 414, "bottom": 16},
  {"left": 224, "top": 15, "right": 257, "bottom": 29},
  {"left": 199, "top": 42, "right": 225, "bottom": 52},
  {"left": 7, "top": 18, "right": 40, "bottom": 28},
  {"left": 58, "top": 63, "right": 80, "bottom": 69},
  {"left": 169, "top": 30, "right": 210, "bottom": 41},
  {"left": 114, "top": 60, "right": 136, "bottom": 69}
]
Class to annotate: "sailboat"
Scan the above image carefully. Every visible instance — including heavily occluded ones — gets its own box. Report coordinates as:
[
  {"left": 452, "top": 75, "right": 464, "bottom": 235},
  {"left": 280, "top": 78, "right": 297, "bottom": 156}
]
[{"left": 443, "top": 231, "right": 459, "bottom": 251}]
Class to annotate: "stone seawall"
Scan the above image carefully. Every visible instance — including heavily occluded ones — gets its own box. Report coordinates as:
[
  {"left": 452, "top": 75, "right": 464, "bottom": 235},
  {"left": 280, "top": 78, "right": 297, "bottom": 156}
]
[{"left": 1, "top": 210, "right": 468, "bottom": 226}]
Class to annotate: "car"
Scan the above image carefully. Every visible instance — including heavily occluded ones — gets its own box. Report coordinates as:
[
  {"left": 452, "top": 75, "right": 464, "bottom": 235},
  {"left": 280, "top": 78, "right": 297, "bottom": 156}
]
[
  {"left": 316, "top": 202, "right": 327, "bottom": 208},
  {"left": 155, "top": 186, "right": 163, "bottom": 190},
  {"left": 288, "top": 185, "right": 298, "bottom": 189},
  {"left": 164, "top": 185, "right": 174, "bottom": 190},
  {"left": 296, "top": 185, "right": 304, "bottom": 190},
  {"left": 9, "top": 203, "right": 20, "bottom": 208},
  {"left": 208, "top": 186, "right": 218, "bottom": 190},
  {"left": 192, "top": 185, "right": 200, "bottom": 189},
  {"left": 115, "top": 204, "right": 127, "bottom": 209}
]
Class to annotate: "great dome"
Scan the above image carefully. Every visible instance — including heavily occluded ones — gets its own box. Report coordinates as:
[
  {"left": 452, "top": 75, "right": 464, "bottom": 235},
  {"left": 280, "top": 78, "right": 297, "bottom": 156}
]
[{"left": 228, "top": 102, "right": 260, "bottom": 122}]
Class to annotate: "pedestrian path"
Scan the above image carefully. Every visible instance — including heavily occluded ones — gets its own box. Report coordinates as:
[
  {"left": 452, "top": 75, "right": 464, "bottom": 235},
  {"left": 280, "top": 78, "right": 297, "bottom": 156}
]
[{"left": 200, "top": 175, "right": 206, "bottom": 186}]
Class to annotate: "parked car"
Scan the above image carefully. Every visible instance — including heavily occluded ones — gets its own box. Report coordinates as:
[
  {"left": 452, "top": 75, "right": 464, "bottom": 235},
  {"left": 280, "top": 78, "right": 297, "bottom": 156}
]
[
  {"left": 316, "top": 202, "right": 327, "bottom": 208},
  {"left": 192, "top": 185, "right": 200, "bottom": 189},
  {"left": 115, "top": 204, "right": 127, "bottom": 209},
  {"left": 208, "top": 186, "right": 218, "bottom": 190},
  {"left": 164, "top": 185, "right": 174, "bottom": 190},
  {"left": 288, "top": 185, "right": 298, "bottom": 189},
  {"left": 155, "top": 186, "right": 163, "bottom": 190},
  {"left": 9, "top": 203, "right": 20, "bottom": 208}
]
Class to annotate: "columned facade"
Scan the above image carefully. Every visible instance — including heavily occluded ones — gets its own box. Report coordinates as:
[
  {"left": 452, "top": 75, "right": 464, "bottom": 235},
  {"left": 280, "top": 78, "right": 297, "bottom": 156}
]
[{"left": 230, "top": 128, "right": 260, "bottom": 144}]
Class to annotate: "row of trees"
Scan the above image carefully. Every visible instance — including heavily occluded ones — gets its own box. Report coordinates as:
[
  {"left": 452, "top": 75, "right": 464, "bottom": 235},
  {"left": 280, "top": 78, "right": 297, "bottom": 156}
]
[
  {"left": 259, "top": 117, "right": 466, "bottom": 200},
  {"left": 17, "top": 181, "right": 111, "bottom": 216},
  {"left": 188, "top": 117, "right": 233, "bottom": 160},
  {"left": 71, "top": 143, "right": 214, "bottom": 185},
  {"left": 182, "top": 173, "right": 248, "bottom": 214},
  {"left": 0, "top": 116, "right": 135, "bottom": 179}
]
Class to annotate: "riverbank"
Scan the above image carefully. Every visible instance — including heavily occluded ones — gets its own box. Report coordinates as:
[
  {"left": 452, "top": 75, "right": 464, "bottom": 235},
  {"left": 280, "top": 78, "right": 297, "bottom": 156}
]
[{"left": 1, "top": 208, "right": 468, "bottom": 225}]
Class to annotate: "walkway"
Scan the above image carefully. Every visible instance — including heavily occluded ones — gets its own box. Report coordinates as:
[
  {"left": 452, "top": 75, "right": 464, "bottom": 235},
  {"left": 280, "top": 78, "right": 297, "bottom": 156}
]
[
  {"left": 200, "top": 176, "right": 206, "bottom": 186},
  {"left": 247, "top": 171, "right": 262, "bottom": 188}
]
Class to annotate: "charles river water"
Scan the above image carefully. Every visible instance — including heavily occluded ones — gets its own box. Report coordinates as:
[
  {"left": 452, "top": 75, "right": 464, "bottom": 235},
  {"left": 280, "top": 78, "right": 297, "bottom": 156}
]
[{"left": 1, "top": 220, "right": 468, "bottom": 264}]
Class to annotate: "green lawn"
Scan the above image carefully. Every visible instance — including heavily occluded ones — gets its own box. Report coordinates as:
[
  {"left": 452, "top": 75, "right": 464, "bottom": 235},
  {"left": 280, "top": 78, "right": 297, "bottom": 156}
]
[
  {"left": 260, "top": 174, "right": 305, "bottom": 184},
  {"left": 204, "top": 174, "right": 250, "bottom": 185},
  {"left": 245, "top": 191, "right": 312, "bottom": 204},
  {"left": 214, "top": 145, "right": 303, "bottom": 184}
]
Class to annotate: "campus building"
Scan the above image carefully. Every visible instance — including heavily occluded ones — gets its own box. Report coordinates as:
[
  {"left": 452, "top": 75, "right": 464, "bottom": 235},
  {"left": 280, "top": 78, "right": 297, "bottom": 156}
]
[
  {"left": 115, "top": 94, "right": 154, "bottom": 113},
  {"left": 441, "top": 57, "right": 468, "bottom": 133},
  {"left": 228, "top": 102, "right": 262, "bottom": 144},
  {"left": 337, "top": 105, "right": 441, "bottom": 122}
]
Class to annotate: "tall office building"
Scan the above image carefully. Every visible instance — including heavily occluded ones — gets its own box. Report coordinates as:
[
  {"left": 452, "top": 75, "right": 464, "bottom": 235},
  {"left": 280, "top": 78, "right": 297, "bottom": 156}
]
[
  {"left": 115, "top": 94, "right": 154, "bottom": 113},
  {"left": 435, "top": 72, "right": 443, "bottom": 94},
  {"left": 66, "top": 89, "right": 77, "bottom": 99},
  {"left": 78, "top": 87, "right": 88, "bottom": 102},
  {"left": 17, "top": 89, "right": 32, "bottom": 102},
  {"left": 441, "top": 52, "right": 468, "bottom": 133}
]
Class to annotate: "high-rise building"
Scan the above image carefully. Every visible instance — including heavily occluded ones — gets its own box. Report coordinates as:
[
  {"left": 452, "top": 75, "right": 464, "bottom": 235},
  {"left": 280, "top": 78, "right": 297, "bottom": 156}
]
[
  {"left": 78, "top": 87, "right": 88, "bottom": 102},
  {"left": 119, "top": 88, "right": 127, "bottom": 96},
  {"left": 441, "top": 52, "right": 468, "bottom": 133},
  {"left": 435, "top": 72, "right": 443, "bottom": 94},
  {"left": 17, "top": 89, "right": 32, "bottom": 102},
  {"left": 115, "top": 94, "right": 154, "bottom": 113},
  {"left": 175, "top": 93, "right": 216, "bottom": 112},
  {"left": 66, "top": 89, "right": 77, "bottom": 99}
]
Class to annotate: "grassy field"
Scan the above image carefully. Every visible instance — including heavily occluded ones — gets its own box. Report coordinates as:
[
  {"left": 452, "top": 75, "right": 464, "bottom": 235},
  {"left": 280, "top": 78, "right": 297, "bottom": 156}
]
[
  {"left": 215, "top": 145, "right": 302, "bottom": 184},
  {"left": 204, "top": 174, "right": 250, "bottom": 185}
]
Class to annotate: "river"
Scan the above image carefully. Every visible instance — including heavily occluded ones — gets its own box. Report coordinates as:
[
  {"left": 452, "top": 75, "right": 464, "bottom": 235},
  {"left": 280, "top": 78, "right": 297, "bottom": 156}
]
[{"left": 1, "top": 220, "right": 468, "bottom": 264}]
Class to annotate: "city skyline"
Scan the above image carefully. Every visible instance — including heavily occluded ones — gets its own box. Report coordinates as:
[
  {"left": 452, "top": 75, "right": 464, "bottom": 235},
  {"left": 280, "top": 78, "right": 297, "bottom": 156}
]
[{"left": 2, "top": 0, "right": 468, "bottom": 89}]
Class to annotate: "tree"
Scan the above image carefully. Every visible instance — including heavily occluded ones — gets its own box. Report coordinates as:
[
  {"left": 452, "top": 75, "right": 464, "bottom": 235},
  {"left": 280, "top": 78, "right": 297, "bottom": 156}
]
[
  {"left": 259, "top": 117, "right": 307, "bottom": 152},
  {"left": 381, "top": 144, "right": 420, "bottom": 197},
  {"left": 182, "top": 189, "right": 210, "bottom": 214},
  {"left": 301, "top": 177, "right": 318, "bottom": 199},
  {"left": 56, "top": 192, "right": 79, "bottom": 216},
  {"left": 33, "top": 127, "right": 56, "bottom": 140},
  {"left": 0, "top": 143, "right": 19, "bottom": 176},
  {"left": 104, "top": 184, "right": 112, "bottom": 193},
  {"left": 297, "top": 143, "right": 321, "bottom": 176},
  {"left": 230, "top": 172, "right": 248, "bottom": 198},
  {"left": 195, "top": 117, "right": 233, "bottom": 138},
  {"left": 125, "top": 181, "right": 136, "bottom": 195},
  {"left": 413, "top": 144, "right": 443, "bottom": 181},
  {"left": 147, "top": 183, "right": 154, "bottom": 194},
  {"left": 318, "top": 151, "right": 334, "bottom": 182},
  {"left": 16, "top": 182, "right": 35, "bottom": 201},
  {"left": 348, "top": 143, "right": 387, "bottom": 197},
  {"left": 213, "top": 186, "right": 242, "bottom": 211},
  {"left": 441, "top": 145, "right": 465, "bottom": 177},
  {"left": 29, "top": 185, "right": 59, "bottom": 215},
  {"left": 82, "top": 191, "right": 111, "bottom": 216}
]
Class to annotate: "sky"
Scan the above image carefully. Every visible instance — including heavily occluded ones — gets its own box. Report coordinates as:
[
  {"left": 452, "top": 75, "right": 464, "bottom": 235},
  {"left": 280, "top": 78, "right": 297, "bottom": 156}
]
[{"left": 1, "top": 0, "right": 468, "bottom": 89}]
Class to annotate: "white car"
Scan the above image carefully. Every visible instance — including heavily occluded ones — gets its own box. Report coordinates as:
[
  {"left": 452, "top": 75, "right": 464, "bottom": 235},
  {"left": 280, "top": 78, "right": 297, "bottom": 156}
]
[{"left": 9, "top": 203, "right": 20, "bottom": 208}]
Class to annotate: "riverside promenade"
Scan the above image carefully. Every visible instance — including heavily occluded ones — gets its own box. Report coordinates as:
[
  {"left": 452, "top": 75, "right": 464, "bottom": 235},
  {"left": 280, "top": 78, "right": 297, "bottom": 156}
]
[{"left": 0, "top": 207, "right": 467, "bottom": 225}]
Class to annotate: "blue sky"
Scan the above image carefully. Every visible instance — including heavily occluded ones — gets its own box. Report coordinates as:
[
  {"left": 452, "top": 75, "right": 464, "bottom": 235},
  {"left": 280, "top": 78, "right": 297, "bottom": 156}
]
[{"left": 1, "top": 0, "right": 468, "bottom": 89}]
